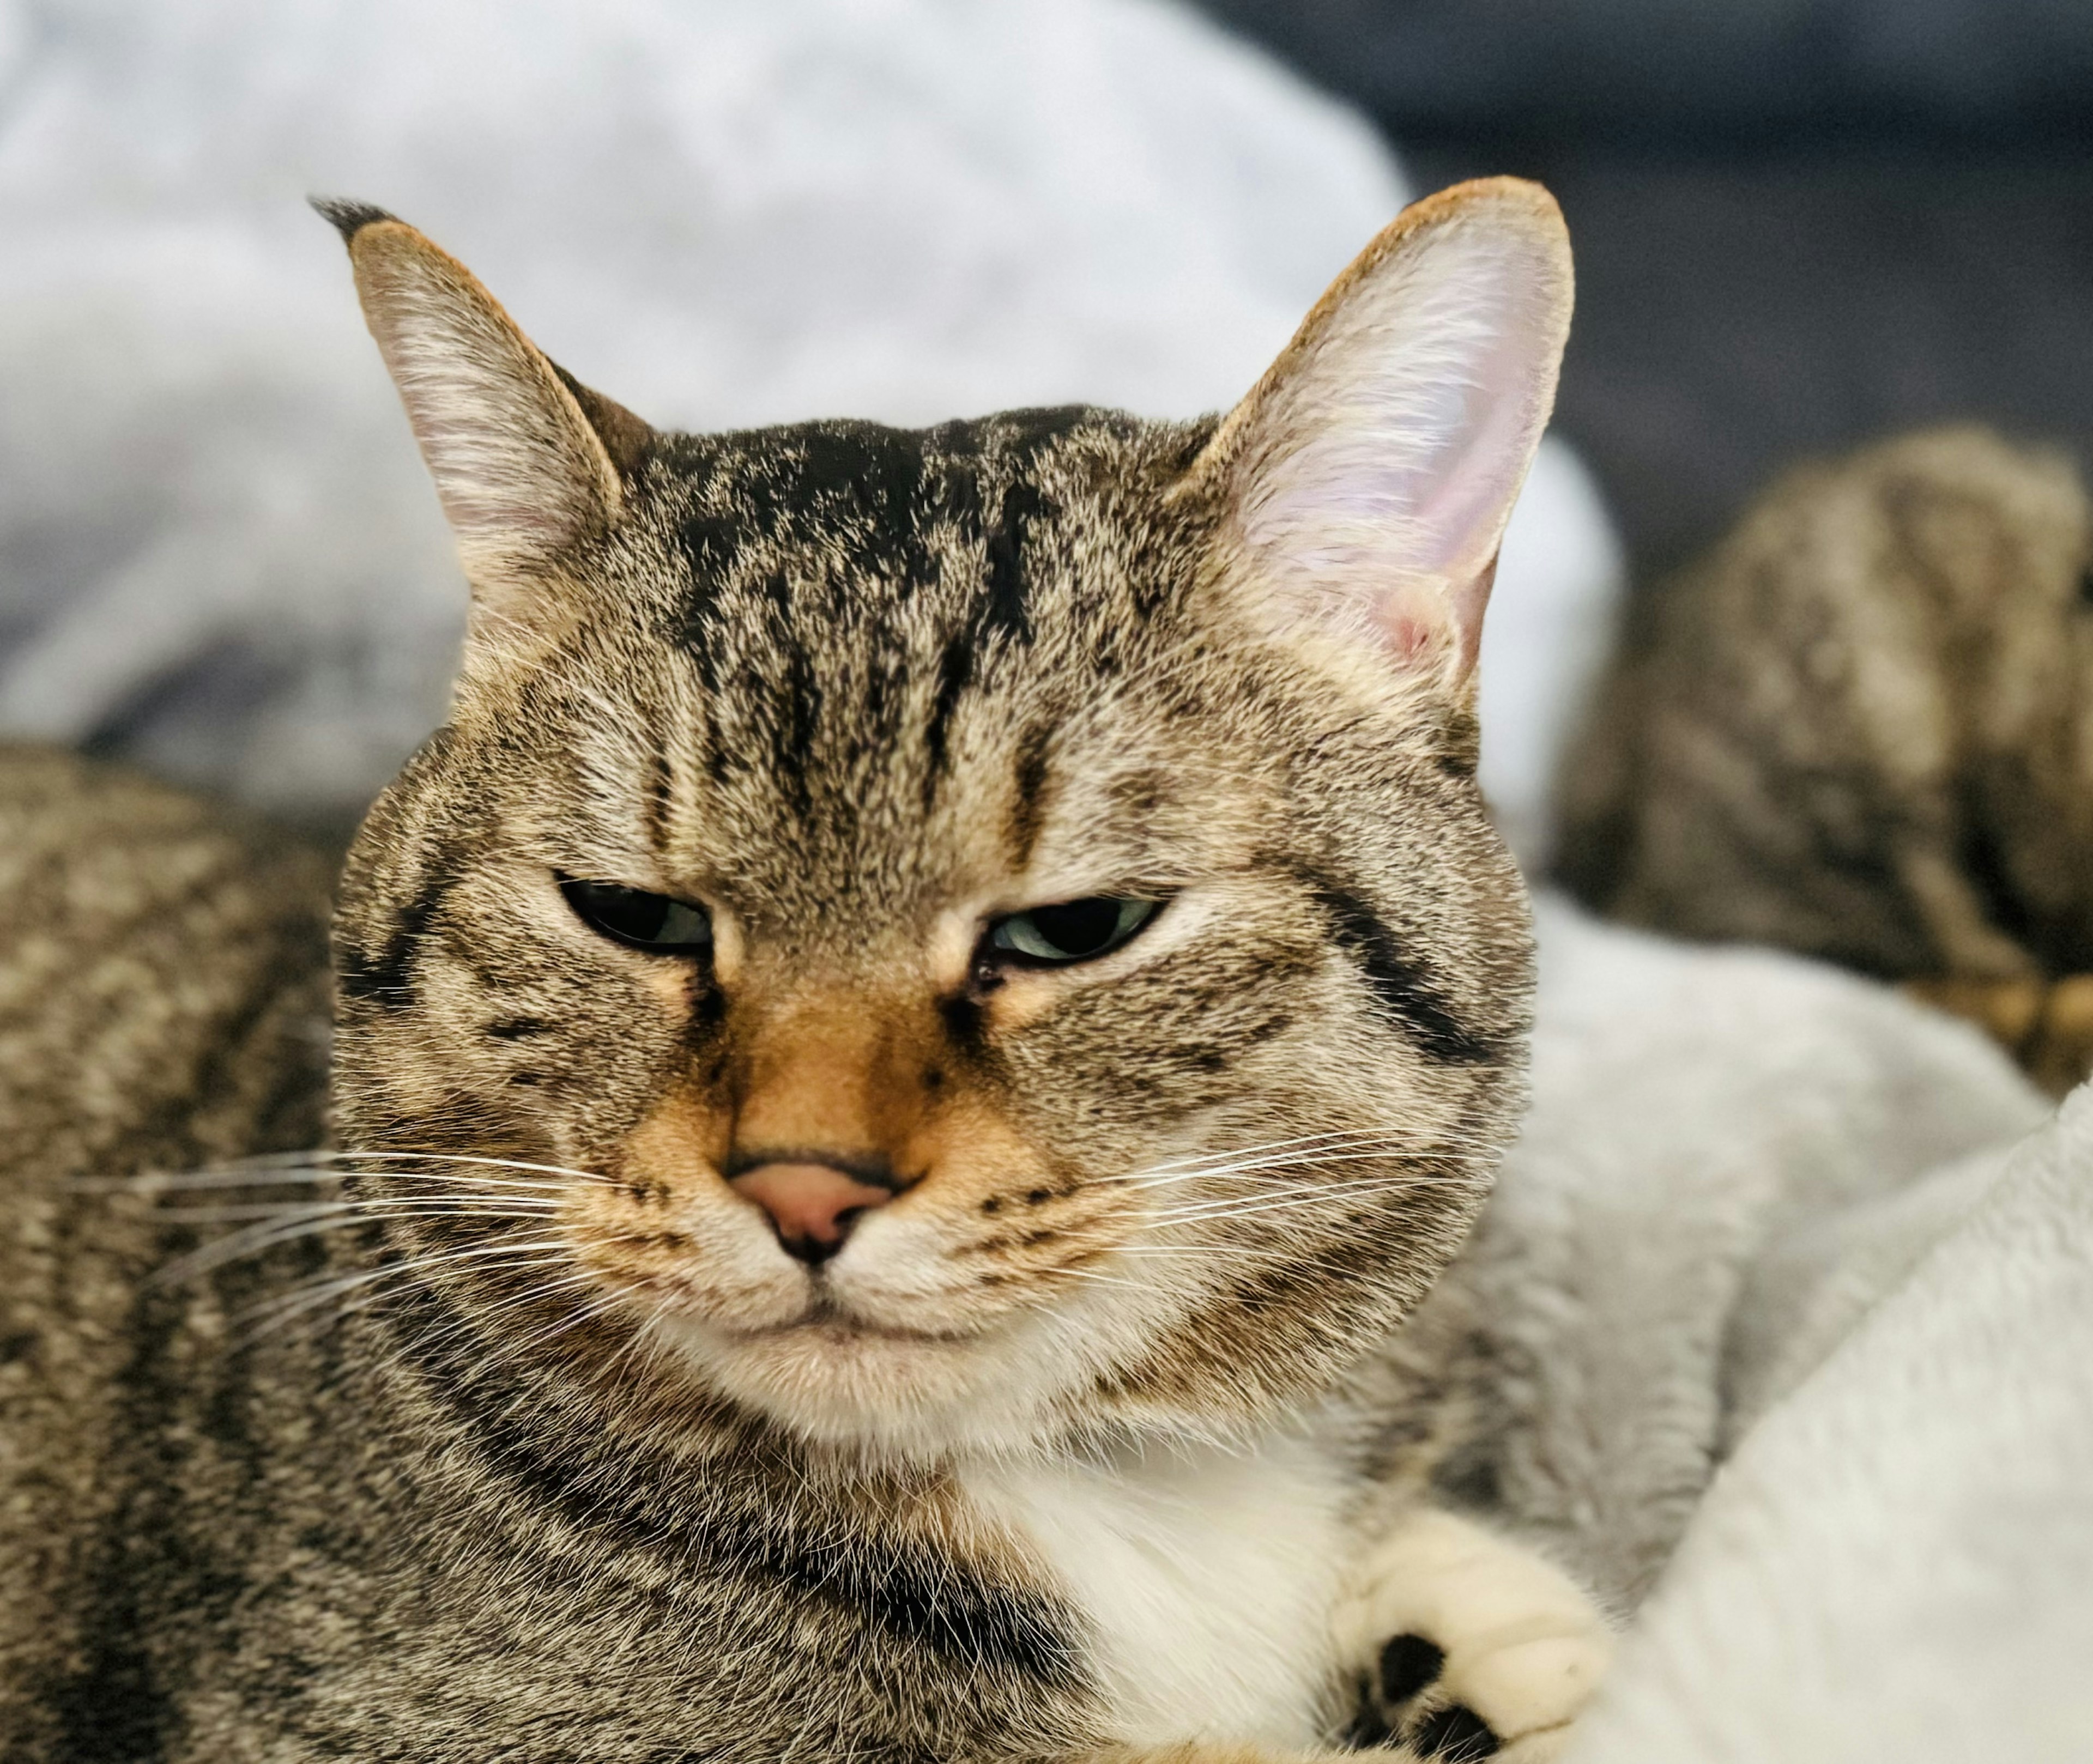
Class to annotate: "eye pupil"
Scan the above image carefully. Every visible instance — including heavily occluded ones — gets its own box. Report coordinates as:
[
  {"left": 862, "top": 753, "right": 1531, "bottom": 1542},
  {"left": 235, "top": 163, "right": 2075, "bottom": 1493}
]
[
  {"left": 560, "top": 878, "right": 711, "bottom": 954},
  {"left": 987, "top": 895, "right": 1160, "bottom": 966},
  {"left": 588, "top": 884, "right": 669, "bottom": 943},
  {"left": 1030, "top": 897, "right": 1122, "bottom": 957}
]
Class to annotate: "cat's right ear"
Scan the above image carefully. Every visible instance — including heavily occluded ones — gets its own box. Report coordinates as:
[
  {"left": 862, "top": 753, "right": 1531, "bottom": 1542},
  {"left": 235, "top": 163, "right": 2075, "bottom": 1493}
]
[
  {"left": 1181, "top": 177, "right": 1572, "bottom": 707},
  {"left": 314, "top": 198, "right": 652, "bottom": 655}
]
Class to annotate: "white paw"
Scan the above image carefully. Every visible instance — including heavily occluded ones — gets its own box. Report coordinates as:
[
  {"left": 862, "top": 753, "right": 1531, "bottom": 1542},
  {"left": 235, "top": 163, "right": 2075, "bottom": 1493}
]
[{"left": 1330, "top": 1508, "right": 1613, "bottom": 1760}]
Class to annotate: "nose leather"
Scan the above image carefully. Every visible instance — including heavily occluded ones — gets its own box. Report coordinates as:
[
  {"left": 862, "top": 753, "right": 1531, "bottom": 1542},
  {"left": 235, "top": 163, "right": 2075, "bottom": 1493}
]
[{"left": 730, "top": 1161, "right": 893, "bottom": 1261}]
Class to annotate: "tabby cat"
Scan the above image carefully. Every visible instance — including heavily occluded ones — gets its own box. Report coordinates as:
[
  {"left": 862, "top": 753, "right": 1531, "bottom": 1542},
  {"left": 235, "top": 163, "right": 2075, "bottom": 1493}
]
[
  {"left": 1557, "top": 425, "right": 2093, "bottom": 1094},
  {"left": 0, "top": 179, "right": 1613, "bottom": 1762}
]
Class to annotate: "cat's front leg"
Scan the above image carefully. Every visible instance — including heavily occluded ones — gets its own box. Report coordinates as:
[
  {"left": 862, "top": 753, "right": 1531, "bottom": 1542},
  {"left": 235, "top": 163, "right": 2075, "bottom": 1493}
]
[{"left": 1330, "top": 1507, "right": 1614, "bottom": 1762}]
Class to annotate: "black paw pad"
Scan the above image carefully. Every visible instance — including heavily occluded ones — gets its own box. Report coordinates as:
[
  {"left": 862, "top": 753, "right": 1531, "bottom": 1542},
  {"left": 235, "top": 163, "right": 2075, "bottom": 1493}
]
[
  {"left": 1344, "top": 1637, "right": 1502, "bottom": 1758},
  {"left": 1415, "top": 1705, "right": 1499, "bottom": 1761},
  {"left": 1379, "top": 1633, "right": 1447, "bottom": 1705}
]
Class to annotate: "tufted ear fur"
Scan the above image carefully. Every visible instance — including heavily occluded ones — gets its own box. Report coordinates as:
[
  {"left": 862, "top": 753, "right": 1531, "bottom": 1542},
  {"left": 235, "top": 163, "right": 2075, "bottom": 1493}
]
[
  {"left": 314, "top": 198, "right": 652, "bottom": 664},
  {"left": 1187, "top": 177, "right": 1572, "bottom": 698}
]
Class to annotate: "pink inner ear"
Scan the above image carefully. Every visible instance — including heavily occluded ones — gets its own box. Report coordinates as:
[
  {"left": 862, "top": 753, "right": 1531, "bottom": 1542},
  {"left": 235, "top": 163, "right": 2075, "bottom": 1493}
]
[
  {"left": 1231, "top": 202, "right": 1568, "bottom": 680},
  {"left": 1366, "top": 561, "right": 1492, "bottom": 678},
  {"left": 1402, "top": 323, "right": 1551, "bottom": 587},
  {"left": 1378, "top": 605, "right": 1439, "bottom": 666},
  {"left": 1444, "top": 553, "right": 1498, "bottom": 678}
]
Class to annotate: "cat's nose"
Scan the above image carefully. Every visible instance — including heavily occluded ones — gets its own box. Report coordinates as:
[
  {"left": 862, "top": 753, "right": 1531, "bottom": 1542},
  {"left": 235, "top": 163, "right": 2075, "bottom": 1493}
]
[{"left": 729, "top": 1161, "right": 894, "bottom": 1264}]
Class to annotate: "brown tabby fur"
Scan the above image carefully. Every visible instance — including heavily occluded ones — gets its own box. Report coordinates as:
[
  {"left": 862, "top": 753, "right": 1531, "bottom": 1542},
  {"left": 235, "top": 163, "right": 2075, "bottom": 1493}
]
[
  {"left": 1558, "top": 425, "right": 2093, "bottom": 1093},
  {"left": 0, "top": 745, "right": 332, "bottom": 1759},
  {"left": 1, "top": 181, "right": 1596, "bottom": 1761}
]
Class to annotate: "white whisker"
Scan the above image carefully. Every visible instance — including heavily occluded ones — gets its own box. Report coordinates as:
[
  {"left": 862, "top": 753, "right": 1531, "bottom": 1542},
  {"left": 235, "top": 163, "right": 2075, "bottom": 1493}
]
[
  {"left": 1104, "top": 1134, "right": 1498, "bottom": 1195},
  {"left": 1109, "top": 1130, "right": 1414, "bottom": 1184},
  {"left": 238, "top": 1239, "right": 574, "bottom": 1331},
  {"left": 472, "top": 1286, "right": 631, "bottom": 1371},
  {"left": 1108, "top": 1243, "right": 1279, "bottom": 1259},
  {"left": 92, "top": 1165, "right": 583, "bottom": 1198},
  {"left": 389, "top": 1268, "right": 612, "bottom": 1368},
  {"left": 155, "top": 1196, "right": 561, "bottom": 1223},
  {"left": 1137, "top": 1172, "right": 1487, "bottom": 1229},
  {"left": 1120, "top": 1148, "right": 1427, "bottom": 1190},
  {"left": 1043, "top": 1264, "right": 1150, "bottom": 1292},
  {"left": 310, "top": 1149, "right": 619, "bottom": 1186},
  {"left": 154, "top": 1205, "right": 565, "bottom": 1287}
]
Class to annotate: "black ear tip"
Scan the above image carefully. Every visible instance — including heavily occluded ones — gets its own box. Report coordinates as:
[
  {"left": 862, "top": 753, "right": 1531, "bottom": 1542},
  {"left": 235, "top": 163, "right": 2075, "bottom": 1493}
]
[{"left": 310, "top": 196, "right": 400, "bottom": 244}]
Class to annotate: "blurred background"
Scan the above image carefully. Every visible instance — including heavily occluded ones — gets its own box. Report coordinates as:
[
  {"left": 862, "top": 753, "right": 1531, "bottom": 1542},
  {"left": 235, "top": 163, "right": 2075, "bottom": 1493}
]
[
  {"left": 1200, "top": 0, "right": 2093, "bottom": 585},
  {"left": 0, "top": 0, "right": 2086, "bottom": 872}
]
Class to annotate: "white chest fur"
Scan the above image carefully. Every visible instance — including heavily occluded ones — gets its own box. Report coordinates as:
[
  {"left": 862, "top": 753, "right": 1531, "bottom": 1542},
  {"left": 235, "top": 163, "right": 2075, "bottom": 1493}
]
[{"left": 960, "top": 1432, "right": 1356, "bottom": 1749}]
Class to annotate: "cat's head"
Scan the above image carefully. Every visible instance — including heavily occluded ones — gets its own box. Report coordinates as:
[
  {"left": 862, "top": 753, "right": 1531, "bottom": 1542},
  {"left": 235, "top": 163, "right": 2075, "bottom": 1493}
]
[{"left": 323, "top": 181, "right": 1571, "bottom": 1463}]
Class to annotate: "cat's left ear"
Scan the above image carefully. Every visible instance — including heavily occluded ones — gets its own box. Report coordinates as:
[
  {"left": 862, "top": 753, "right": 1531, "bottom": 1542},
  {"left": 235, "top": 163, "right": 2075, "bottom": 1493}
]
[
  {"left": 1184, "top": 177, "right": 1572, "bottom": 696},
  {"left": 314, "top": 198, "right": 653, "bottom": 652}
]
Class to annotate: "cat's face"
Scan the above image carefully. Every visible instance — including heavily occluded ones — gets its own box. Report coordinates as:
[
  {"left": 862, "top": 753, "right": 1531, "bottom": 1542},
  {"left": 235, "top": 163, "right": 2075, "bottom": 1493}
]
[{"left": 324, "top": 184, "right": 1571, "bottom": 1462}]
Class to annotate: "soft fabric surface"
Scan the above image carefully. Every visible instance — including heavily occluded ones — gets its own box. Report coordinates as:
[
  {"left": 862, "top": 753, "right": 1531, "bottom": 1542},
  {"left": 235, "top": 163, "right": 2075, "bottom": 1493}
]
[
  {"left": 1568, "top": 1087, "right": 2093, "bottom": 1763},
  {"left": 1503, "top": 896, "right": 2089, "bottom": 1760},
  {"left": 0, "top": 0, "right": 1622, "bottom": 854}
]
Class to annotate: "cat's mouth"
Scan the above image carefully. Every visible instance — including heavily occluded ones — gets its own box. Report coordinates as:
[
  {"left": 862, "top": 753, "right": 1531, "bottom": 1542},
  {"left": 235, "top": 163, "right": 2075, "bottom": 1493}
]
[
  {"left": 717, "top": 1292, "right": 984, "bottom": 1346},
  {"left": 642, "top": 1274, "right": 1117, "bottom": 1458},
  {"left": 624, "top": 1235, "right": 1054, "bottom": 1351},
  {"left": 549, "top": 1136, "right": 1185, "bottom": 1456},
  {"left": 552, "top": 1173, "right": 1164, "bottom": 1454}
]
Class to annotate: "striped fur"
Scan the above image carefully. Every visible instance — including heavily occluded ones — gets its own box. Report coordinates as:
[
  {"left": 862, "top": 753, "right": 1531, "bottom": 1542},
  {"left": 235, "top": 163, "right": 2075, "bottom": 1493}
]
[
  {"left": 1, "top": 181, "right": 1604, "bottom": 1761},
  {"left": 1558, "top": 425, "right": 2093, "bottom": 1093}
]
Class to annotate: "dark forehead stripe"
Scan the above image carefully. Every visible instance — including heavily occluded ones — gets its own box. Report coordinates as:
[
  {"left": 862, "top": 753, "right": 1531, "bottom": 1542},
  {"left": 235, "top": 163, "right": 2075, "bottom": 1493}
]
[
  {"left": 1300, "top": 874, "right": 1501, "bottom": 1066},
  {"left": 661, "top": 410, "right": 1093, "bottom": 811},
  {"left": 670, "top": 409, "right": 1087, "bottom": 607},
  {"left": 914, "top": 412, "right": 1091, "bottom": 804},
  {"left": 918, "top": 469, "right": 1053, "bottom": 812},
  {"left": 1004, "top": 719, "right": 1057, "bottom": 868}
]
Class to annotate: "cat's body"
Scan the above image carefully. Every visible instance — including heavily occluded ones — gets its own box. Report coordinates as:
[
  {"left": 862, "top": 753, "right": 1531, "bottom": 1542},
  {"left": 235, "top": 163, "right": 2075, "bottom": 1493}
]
[
  {"left": 0, "top": 747, "right": 334, "bottom": 1759},
  {"left": 1558, "top": 426, "right": 2093, "bottom": 1092},
  {"left": 1, "top": 182, "right": 1612, "bottom": 1761}
]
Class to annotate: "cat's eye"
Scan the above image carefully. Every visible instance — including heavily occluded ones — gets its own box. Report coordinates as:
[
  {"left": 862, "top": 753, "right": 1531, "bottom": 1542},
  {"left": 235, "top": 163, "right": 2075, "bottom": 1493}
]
[
  {"left": 985, "top": 896, "right": 1160, "bottom": 966},
  {"left": 559, "top": 877, "right": 713, "bottom": 955}
]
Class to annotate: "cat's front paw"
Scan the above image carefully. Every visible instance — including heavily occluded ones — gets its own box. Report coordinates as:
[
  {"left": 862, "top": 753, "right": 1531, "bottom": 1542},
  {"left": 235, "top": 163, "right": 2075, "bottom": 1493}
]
[{"left": 1332, "top": 1509, "right": 1613, "bottom": 1762}]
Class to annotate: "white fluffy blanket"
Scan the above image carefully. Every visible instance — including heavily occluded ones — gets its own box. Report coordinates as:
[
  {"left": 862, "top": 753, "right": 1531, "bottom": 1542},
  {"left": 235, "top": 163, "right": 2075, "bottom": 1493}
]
[
  {"left": 1508, "top": 898, "right": 2090, "bottom": 1761},
  {"left": 0, "top": 0, "right": 1620, "bottom": 854}
]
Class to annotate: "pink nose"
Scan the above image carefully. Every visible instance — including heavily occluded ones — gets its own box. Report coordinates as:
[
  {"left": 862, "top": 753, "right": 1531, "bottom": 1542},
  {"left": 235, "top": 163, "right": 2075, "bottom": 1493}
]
[{"left": 730, "top": 1162, "right": 894, "bottom": 1263}]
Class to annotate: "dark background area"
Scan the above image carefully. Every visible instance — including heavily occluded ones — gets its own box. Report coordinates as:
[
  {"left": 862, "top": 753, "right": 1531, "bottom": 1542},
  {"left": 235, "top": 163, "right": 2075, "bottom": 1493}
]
[{"left": 1193, "top": 0, "right": 2093, "bottom": 582}]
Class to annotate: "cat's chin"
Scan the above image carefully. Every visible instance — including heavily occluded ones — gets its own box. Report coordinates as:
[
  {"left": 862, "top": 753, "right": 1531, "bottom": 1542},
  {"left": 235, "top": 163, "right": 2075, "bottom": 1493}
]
[
  {"left": 588, "top": 1204, "right": 1212, "bottom": 1458},
  {"left": 646, "top": 1303, "right": 1115, "bottom": 1460}
]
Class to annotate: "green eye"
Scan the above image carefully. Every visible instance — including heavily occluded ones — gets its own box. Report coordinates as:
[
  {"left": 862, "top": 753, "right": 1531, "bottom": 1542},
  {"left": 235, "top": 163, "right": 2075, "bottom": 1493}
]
[
  {"left": 987, "top": 897, "right": 1160, "bottom": 966},
  {"left": 560, "top": 877, "right": 713, "bottom": 955}
]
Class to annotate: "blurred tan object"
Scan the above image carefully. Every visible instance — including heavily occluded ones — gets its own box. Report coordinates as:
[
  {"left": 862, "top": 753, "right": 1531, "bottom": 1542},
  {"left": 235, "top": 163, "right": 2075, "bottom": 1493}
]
[
  {"left": 1903, "top": 975, "right": 2093, "bottom": 1098},
  {"left": 1556, "top": 426, "right": 2093, "bottom": 1094}
]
